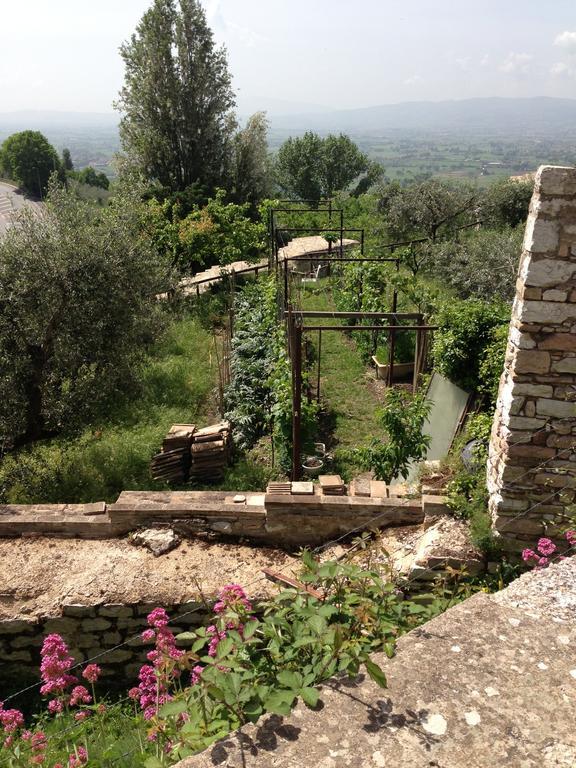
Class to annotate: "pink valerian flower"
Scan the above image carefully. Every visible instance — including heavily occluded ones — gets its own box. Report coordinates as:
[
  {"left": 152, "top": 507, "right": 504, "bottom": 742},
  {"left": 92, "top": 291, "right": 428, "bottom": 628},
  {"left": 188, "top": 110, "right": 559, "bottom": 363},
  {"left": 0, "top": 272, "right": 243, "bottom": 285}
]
[
  {"left": 522, "top": 549, "right": 537, "bottom": 563},
  {"left": 206, "top": 625, "right": 226, "bottom": 657},
  {"left": 538, "top": 557, "right": 550, "bottom": 567},
  {"left": 141, "top": 628, "right": 155, "bottom": 642},
  {"left": 147, "top": 607, "right": 169, "bottom": 629},
  {"left": 68, "top": 745, "right": 88, "bottom": 767},
  {"left": 81, "top": 664, "right": 101, "bottom": 684},
  {"left": 0, "top": 704, "right": 25, "bottom": 733},
  {"left": 565, "top": 530, "right": 576, "bottom": 547},
  {"left": 69, "top": 686, "right": 91, "bottom": 707},
  {"left": 191, "top": 665, "right": 203, "bottom": 685},
  {"left": 48, "top": 699, "right": 64, "bottom": 715},
  {"left": 128, "top": 687, "right": 140, "bottom": 701},
  {"left": 213, "top": 584, "right": 253, "bottom": 616},
  {"left": 536, "top": 538, "right": 556, "bottom": 557},
  {"left": 39, "top": 634, "right": 77, "bottom": 698},
  {"left": 74, "top": 711, "right": 90, "bottom": 722}
]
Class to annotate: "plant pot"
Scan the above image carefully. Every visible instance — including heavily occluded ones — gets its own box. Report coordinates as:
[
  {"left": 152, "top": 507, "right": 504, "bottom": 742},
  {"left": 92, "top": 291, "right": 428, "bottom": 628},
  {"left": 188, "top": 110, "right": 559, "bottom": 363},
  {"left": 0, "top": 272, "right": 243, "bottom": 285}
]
[{"left": 302, "top": 457, "right": 323, "bottom": 478}]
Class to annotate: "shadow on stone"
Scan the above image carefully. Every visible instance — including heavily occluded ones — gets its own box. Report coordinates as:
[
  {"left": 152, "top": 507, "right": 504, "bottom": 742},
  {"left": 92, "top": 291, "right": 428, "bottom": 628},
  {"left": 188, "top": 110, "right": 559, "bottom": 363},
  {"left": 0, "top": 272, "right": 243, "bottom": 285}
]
[{"left": 208, "top": 715, "right": 302, "bottom": 765}]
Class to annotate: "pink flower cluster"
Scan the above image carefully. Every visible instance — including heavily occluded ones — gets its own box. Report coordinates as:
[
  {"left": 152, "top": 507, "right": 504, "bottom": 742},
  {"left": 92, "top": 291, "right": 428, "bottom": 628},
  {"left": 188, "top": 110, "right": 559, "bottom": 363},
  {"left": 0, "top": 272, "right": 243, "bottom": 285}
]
[
  {"left": 21, "top": 730, "right": 47, "bottom": 764},
  {"left": 68, "top": 745, "right": 88, "bottom": 766},
  {"left": 214, "top": 584, "right": 253, "bottom": 615},
  {"left": 131, "top": 608, "right": 184, "bottom": 720},
  {"left": 39, "top": 634, "right": 102, "bottom": 718},
  {"left": 522, "top": 531, "right": 576, "bottom": 568},
  {"left": 40, "top": 634, "right": 78, "bottom": 698}
]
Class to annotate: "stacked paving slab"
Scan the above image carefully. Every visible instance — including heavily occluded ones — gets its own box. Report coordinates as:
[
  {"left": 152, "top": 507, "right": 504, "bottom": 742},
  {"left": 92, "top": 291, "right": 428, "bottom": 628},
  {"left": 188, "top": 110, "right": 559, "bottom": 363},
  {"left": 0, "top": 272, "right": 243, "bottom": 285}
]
[{"left": 488, "top": 165, "right": 576, "bottom": 552}]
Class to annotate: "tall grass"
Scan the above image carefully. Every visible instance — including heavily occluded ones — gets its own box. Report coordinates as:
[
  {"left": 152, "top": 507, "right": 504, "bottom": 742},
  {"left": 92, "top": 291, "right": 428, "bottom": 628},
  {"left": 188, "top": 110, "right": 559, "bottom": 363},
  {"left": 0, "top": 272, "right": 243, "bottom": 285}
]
[{"left": 0, "top": 315, "right": 218, "bottom": 504}]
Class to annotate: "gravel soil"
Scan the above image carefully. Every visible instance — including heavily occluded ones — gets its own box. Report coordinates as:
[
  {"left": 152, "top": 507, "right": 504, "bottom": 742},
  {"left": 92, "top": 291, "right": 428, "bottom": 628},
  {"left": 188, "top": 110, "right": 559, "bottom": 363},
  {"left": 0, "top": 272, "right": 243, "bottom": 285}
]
[{"left": 0, "top": 536, "right": 300, "bottom": 621}]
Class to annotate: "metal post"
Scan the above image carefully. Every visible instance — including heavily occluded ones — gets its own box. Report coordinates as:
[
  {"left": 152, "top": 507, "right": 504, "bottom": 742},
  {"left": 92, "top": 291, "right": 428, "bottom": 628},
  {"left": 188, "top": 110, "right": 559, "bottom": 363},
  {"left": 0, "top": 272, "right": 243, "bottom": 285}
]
[
  {"left": 413, "top": 328, "right": 421, "bottom": 393},
  {"left": 316, "top": 329, "right": 322, "bottom": 403},
  {"left": 283, "top": 259, "right": 289, "bottom": 311},
  {"left": 291, "top": 319, "right": 303, "bottom": 481},
  {"left": 387, "top": 257, "right": 400, "bottom": 387}
]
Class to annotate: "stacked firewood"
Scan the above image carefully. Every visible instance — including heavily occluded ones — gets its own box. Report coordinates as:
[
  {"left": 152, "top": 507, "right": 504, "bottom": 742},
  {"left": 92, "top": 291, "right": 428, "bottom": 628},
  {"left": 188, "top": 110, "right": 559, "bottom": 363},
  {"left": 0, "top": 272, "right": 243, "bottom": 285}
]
[
  {"left": 150, "top": 424, "right": 195, "bottom": 483},
  {"left": 189, "top": 422, "right": 232, "bottom": 482}
]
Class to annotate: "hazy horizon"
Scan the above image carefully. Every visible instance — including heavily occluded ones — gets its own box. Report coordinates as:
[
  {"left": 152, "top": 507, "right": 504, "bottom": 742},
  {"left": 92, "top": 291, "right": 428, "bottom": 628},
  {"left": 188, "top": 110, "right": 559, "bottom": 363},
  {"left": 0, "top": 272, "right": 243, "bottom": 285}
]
[{"left": 1, "top": 0, "right": 576, "bottom": 116}]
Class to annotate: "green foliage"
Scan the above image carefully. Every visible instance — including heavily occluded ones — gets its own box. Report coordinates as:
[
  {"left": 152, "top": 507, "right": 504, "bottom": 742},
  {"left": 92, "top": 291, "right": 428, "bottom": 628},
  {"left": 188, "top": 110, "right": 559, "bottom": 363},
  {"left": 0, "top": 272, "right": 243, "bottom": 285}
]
[
  {"left": 424, "top": 226, "right": 523, "bottom": 302},
  {"left": 445, "top": 413, "right": 501, "bottom": 557},
  {"left": 0, "top": 130, "right": 61, "bottom": 196},
  {"left": 0, "top": 553, "right": 455, "bottom": 766},
  {"left": 353, "top": 388, "right": 431, "bottom": 483},
  {"left": 478, "top": 324, "right": 509, "bottom": 405},
  {"left": 0, "top": 179, "right": 168, "bottom": 447},
  {"left": 230, "top": 112, "right": 272, "bottom": 212},
  {"left": 224, "top": 278, "right": 317, "bottom": 472},
  {"left": 61, "top": 147, "right": 73, "bottom": 171},
  {"left": 0, "top": 315, "right": 216, "bottom": 503},
  {"left": 73, "top": 166, "right": 110, "bottom": 190},
  {"left": 275, "top": 132, "right": 381, "bottom": 202},
  {"left": 432, "top": 299, "right": 509, "bottom": 393},
  {"left": 177, "top": 190, "right": 267, "bottom": 270},
  {"left": 482, "top": 178, "right": 532, "bottom": 229},
  {"left": 379, "top": 178, "right": 478, "bottom": 243},
  {"left": 117, "top": 0, "right": 236, "bottom": 192}
]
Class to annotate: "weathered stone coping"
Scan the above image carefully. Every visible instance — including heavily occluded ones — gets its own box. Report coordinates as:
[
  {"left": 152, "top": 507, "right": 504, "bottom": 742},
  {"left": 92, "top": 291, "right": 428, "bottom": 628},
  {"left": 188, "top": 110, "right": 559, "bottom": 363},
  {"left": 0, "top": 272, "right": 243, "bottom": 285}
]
[
  {"left": 0, "top": 490, "right": 433, "bottom": 547},
  {"left": 178, "top": 558, "right": 576, "bottom": 768}
]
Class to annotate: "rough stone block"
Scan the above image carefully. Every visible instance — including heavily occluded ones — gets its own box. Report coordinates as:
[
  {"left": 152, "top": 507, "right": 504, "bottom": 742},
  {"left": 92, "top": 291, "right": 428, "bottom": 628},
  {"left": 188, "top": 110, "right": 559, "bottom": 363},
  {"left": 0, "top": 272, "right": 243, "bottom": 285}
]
[
  {"left": 535, "top": 399, "right": 575, "bottom": 418},
  {"left": 539, "top": 333, "right": 576, "bottom": 352},
  {"left": 98, "top": 605, "right": 134, "bottom": 619},
  {"left": 524, "top": 257, "right": 576, "bottom": 288},
  {"left": 0, "top": 620, "right": 35, "bottom": 636},
  {"left": 514, "top": 350, "right": 551, "bottom": 374},
  {"left": 523, "top": 217, "right": 560, "bottom": 254},
  {"left": 81, "top": 618, "right": 112, "bottom": 632},
  {"left": 542, "top": 289, "right": 568, "bottom": 302},
  {"left": 63, "top": 605, "right": 97, "bottom": 618},
  {"left": 521, "top": 300, "right": 576, "bottom": 324},
  {"left": 512, "top": 383, "right": 553, "bottom": 397},
  {"left": 537, "top": 164, "right": 576, "bottom": 196}
]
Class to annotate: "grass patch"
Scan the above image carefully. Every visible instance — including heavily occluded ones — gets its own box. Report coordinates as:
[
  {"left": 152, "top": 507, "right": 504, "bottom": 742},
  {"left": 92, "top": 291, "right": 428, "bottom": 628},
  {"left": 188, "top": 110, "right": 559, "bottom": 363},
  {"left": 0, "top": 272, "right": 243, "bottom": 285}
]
[
  {"left": 299, "top": 280, "right": 383, "bottom": 463},
  {"left": 0, "top": 314, "right": 219, "bottom": 504}
]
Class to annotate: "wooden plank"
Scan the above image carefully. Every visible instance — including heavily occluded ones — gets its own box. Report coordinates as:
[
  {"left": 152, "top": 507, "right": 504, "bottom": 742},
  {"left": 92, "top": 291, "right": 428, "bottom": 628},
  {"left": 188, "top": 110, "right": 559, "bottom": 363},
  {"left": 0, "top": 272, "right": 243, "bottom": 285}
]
[{"left": 261, "top": 568, "right": 324, "bottom": 600}]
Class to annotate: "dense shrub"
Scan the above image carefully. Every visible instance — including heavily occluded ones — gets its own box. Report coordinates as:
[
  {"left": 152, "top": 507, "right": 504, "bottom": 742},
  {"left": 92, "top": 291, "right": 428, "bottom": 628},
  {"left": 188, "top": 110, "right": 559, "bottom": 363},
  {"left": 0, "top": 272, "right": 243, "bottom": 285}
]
[{"left": 432, "top": 299, "right": 509, "bottom": 394}]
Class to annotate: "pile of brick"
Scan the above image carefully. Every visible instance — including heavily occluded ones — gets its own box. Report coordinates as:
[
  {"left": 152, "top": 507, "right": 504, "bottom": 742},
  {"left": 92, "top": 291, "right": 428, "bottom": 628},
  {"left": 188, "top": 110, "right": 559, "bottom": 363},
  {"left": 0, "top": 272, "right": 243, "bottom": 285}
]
[
  {"left": 150, "top": 422, "right": 232, "bottom": 485},
  {"left": 189, "top": 422, "right": 232, "bottom": 482},
  {"left": 150, "top": 424, "right": 195, "bottom": 483}
]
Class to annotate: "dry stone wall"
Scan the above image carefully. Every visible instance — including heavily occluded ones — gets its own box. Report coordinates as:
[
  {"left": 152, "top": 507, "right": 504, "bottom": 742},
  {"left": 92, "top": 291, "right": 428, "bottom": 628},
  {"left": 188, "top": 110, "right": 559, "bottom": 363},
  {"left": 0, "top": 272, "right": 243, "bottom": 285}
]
[
  {"left": 0, "top": 601, "right": 210, "bottom": 685},
  {"left": 488, "top": 165, "right": 576, "bottom": 551}
]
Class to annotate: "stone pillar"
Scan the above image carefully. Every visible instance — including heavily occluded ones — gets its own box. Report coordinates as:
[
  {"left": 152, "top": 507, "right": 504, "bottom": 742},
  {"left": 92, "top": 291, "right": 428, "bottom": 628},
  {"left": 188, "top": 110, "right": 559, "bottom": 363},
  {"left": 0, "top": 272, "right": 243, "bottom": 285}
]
[{"left": 488, "top": 165, "right": 576, "bottom": 552}]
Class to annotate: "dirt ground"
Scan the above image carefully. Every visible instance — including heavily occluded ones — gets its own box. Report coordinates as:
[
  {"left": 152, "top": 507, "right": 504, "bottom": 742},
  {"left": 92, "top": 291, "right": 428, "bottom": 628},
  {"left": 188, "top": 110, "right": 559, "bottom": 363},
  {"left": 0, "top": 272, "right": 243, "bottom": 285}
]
[{"left": 0, "top": 536, "right": 300, "bottom": 621}]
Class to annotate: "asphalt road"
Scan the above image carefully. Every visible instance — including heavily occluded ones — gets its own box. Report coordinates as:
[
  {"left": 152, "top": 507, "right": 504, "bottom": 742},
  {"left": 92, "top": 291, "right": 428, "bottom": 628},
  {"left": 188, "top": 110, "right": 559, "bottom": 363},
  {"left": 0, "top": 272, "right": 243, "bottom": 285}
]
[{"left": 0, "top": 181, "right": 40, "bottom": 235}]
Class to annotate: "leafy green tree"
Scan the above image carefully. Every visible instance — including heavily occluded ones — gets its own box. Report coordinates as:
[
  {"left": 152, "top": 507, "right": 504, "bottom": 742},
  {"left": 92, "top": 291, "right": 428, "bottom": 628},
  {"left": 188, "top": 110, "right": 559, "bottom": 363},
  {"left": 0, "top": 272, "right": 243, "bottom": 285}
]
[
  {"left": 482, "top": 178, "right": 533, "bottom": 229},
  {"left": 0, "top": 131, "right": 61, "bottom": 196},
  {"left": 77, "top": 166, "right": 110, "bottom": 190},
  {"left": 231, "top": 112, "right": 272, "bottom": 212},
  {"left": 0, "top": 180, "right": 167, "bottom": 446},
  {"left": 275, "top": 132, "right": 380, "bottom": 202},
  {"left": 353, "top": 388, "right": 431, "bottom": 483},
  {"left": 380, "top": 178, "right": 479, "bottom": 243},
  {"left": 117, "top": 0, "right": 236, "bottom": 193},
  {"left": 425, "top": 226, "right": 523, "bottom": 302},
  {"left": 62, "top": 148, "right": 74, "bottom": 171}
]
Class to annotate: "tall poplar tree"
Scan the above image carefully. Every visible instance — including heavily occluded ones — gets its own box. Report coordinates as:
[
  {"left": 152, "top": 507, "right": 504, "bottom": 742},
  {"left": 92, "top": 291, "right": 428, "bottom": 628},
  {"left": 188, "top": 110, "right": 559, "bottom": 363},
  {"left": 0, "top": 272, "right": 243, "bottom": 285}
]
[{"left": 116, "top": 0, "right": 236, "bottom": 193}]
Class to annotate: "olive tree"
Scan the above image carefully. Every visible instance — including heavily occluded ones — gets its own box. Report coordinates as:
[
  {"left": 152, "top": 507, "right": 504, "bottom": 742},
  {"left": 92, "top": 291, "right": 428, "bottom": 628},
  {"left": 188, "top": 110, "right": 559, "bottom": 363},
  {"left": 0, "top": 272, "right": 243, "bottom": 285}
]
[{"left": 0, "top": 180, "right": 168, "bottom": 447}]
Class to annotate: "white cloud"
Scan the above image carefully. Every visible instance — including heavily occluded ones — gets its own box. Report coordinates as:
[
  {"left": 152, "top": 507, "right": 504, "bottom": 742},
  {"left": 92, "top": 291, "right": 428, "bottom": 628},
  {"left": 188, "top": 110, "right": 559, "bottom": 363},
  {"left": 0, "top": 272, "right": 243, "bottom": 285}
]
[
  {"left": 500, "top": 52, "right": 533, "bottom": 75},
  {"left": 554, "top": 31, "right": 576, "bottom": 51},
  {"left": 404, "top": 74, "right": 423, "bottom": 86},
  {"left": 479, "top": 54, "right": 490, "bottom": 67},
  {"left": 551, "top": 61, "right": 575, "bottom": 78}
]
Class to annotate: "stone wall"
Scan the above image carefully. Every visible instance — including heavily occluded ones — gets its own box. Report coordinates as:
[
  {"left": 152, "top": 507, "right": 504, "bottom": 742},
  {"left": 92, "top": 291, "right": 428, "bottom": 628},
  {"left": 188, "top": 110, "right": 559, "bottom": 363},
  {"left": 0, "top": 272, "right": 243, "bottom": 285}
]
[
  {"left": 488, "top": 165, "right": 576, "bottom": 552},
  {"left": 0, "top": 600, "right": 210, "bottom": 686}
]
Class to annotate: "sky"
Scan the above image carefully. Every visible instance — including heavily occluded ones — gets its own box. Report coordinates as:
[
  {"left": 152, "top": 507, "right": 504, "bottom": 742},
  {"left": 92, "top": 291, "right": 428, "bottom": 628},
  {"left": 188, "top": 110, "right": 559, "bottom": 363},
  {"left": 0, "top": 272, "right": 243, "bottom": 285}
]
[{"left": 1, "top": 0, "right": 576, "bottom": 115}]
